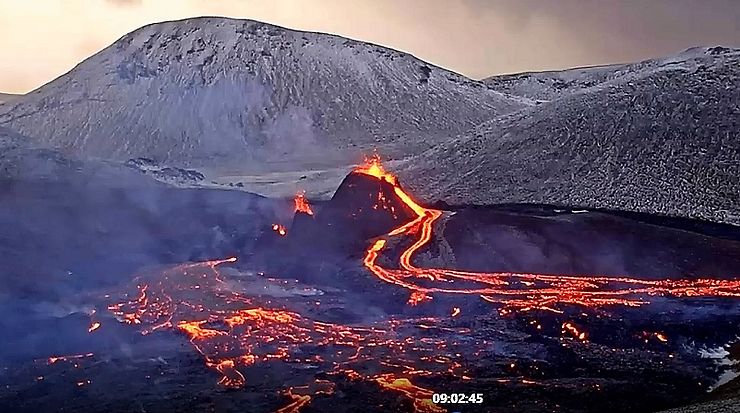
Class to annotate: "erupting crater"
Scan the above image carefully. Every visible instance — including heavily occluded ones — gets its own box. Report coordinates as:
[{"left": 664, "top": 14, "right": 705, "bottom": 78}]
[{"left": 354, "top": 156, "right": 740, "bottom": 315}]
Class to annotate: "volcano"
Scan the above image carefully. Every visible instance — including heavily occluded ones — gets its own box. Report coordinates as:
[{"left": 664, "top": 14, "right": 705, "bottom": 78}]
[
  {"left": 289, "top": 156, "right": 419, "bottom": 252},
  {"left": 262, "top": 156, "right": 740, "bottom": 316},
  {"left": 2, "top": 19, "right": 735, "bottom": 227}
]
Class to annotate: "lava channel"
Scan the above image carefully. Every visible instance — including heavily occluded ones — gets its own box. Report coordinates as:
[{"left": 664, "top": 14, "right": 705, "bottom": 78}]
[{"left": 357, "top": 155, "right": 740, "bottom": 314}]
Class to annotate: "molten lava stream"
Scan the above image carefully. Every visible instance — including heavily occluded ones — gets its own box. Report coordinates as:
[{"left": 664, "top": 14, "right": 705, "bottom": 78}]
[
  {"left": 275, "top": 380, "right": 335, "bottom": 413},
  {"left": 108, "top": 256, "right": 460, "bottom": 413},
  {"left": 356, "top": 155, "right": 740, "bottom": 313}
]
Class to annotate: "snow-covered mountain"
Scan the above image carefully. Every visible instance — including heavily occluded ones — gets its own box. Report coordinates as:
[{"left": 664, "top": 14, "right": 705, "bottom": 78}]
[
  {"left": 482, "top": 46, "right": 737, "bottom": 102},
  {"left": 0, "top": 17, "right": 524, "bottom": 170},
  {"left": 399, "top": 46, "right": 740, "bottom": 225}
]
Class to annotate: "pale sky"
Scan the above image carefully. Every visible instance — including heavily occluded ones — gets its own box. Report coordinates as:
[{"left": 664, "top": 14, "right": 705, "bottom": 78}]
[{"left": 1, "top": 0, "right": 739, "bottom": 94}]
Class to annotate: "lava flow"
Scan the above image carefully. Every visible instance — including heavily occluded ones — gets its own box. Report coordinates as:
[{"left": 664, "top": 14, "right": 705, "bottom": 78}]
[
  {"left": 87, "top": 322, "right": 101, "bottom": 333},
  {"left": 357, "top": 155, "right": 740, "bottom": 314},
  {"left": 107, "top": 256, "right": 473, "bottom": 412}
]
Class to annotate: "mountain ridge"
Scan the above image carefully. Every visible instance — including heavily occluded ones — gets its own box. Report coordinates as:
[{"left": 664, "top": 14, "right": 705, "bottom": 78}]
[
  {"left": 0, "top": 17, "right": 525, "bottom": 169},
  {"left": 400, "top": 46, "right": 740, "bottom": 225},
  {"left": 482, "top": 45, "right": 740, "bottom": 101}
]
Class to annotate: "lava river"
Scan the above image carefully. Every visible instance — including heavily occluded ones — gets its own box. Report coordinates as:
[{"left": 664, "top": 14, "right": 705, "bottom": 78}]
[{"left": 358, "top": 156, "right": 740, "bottom": 314}]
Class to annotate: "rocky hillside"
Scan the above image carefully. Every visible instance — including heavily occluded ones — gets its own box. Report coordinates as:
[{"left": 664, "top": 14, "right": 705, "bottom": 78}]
[
  {"left": 399, "top": 47, "right": 740, "bottom": 225},
  {"left": 0, "top": 17, "right": 525, "bottom": 169}
]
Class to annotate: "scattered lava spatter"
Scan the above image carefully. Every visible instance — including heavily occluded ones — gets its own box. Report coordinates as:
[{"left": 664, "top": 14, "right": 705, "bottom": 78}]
[
  {"left": 272, "top": 223, "right": 287, "bottom": 236},
  {"left": 561, "top": 322, "right": 587, "bottom": 341},
  {"left": 357, "top": 156, "right": 740, "bottom": 314},
  {"left": 270, "top": 192, "right": 314, "bottom": 237},
  {"left": 107, "top": 257, "right": 479, "bottom": 412},
  {"left": 87, "top": 322, "right": 101, "bottom": 333}
]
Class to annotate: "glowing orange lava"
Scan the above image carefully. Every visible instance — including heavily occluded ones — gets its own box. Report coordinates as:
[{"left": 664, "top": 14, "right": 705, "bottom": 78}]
[
  {"left": 272, "top": 223, "right": 287, "bottom": 236},
  {"left": 294, "top": 191, "right": 314, "bottom": 216},
  {"left": 107, "top": 257, "right": 455, "bottom": 413},
  {"left": 354, "top": 154, "right": 398, "bottom": 186},
  {"left": 47, "top": 353, "right": 94, "bottom": 365},
  {"left": 276, "top": 380, "right": 335, "bottom": 413},
  {"left": 356, "top": 157, "right": 740, "bottom": 314},
  {"left": 408, "top": 291, "right": 432, "bottom": 306},
  {"left": 641, "top": 331, "right": 669, "bottom": 343},
  {"left": 562, "top": 322, "right": 587, "bottom": 341},
  {"left": 375, "top": 374, "right": 446, "bottom": 413}
]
